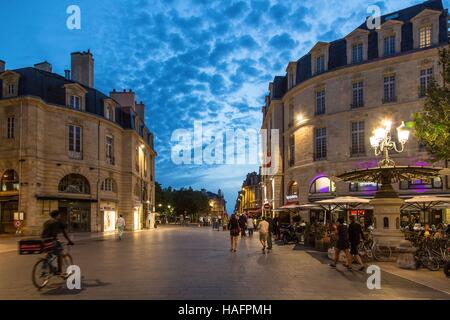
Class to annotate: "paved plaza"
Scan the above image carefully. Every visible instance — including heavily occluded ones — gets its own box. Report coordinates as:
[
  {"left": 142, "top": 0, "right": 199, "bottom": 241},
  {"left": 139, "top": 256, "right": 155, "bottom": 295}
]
[{"left": 0, "top": 226, "right": 448, "bottom": 299}]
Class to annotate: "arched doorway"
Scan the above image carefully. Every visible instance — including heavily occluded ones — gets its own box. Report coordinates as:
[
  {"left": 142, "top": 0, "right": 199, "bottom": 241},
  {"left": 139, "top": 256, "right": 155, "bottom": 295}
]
[{"left": 58, "top": 174, "right": 92, "bottom": 232}]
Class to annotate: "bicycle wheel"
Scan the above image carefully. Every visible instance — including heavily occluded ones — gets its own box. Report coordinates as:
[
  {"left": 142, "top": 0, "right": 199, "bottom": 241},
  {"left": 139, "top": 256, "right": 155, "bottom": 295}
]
[
  {"left": 373, "top": 245, "right": 392, "bottom": 262},
  {"left": 424, "top": 257, "right": 440, "bottom": 271},
  {"left": 32, "top": 258, "right": 51, "bottom": 289}
]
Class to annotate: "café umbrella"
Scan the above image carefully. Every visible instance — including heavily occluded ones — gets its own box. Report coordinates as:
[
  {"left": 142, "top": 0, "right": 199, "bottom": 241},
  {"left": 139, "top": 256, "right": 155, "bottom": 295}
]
[
  {"left": 402, "top": 196, "right": 450, "bottom": 222},
  {"left": 313, "top": 196, "right": 371, "bottom": 224}
]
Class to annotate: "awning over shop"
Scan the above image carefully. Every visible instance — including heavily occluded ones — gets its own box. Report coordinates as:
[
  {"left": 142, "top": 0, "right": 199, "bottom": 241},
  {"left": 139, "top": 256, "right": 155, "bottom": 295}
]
[{"left": 35, "top": 194, "right": 98, "bottom": 202}]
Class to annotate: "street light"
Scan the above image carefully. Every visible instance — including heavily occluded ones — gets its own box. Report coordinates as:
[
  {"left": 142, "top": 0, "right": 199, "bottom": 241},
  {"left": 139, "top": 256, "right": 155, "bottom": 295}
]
[{"left": 370, "top": 120, "right": 410, "bottom": 167}]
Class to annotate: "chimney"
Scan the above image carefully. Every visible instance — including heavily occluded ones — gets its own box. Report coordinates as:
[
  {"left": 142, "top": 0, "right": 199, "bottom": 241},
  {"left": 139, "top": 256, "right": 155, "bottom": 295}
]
[
  {"left": 34, "top": 61, "right": 52, "bottom": 73},
  {"left": 64, "top": 70, "right": 71, "bottom": 80},
  {"left": 71, "top": 50, "right": 94, "bottom": 87},
  {"left": 110, "top": 89, "right": 136, "bottom": 109},
  {"left": 135, "top": 101, "right": 145, "bottom": 119},
  {"left": 0, "top": 60, "right": 5, "bottom": 72}
]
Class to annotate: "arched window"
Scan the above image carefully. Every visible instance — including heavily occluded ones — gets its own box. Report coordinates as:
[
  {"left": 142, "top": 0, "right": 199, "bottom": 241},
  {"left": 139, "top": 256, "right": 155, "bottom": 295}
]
[
  {"left": 101, "top": 178, "right": 117, "bottom": 193},
  {"left": 1, "top": 169, "right": 19, "bottom": 191},
  {"left": 287, "top": 181, "right": 298, "bottom": 196},
  {"left": 58, "top": 174, "right": 90, "bottom": 194},
  {"left": 309, "top": 177, "right": 336, "bottom": 194}
]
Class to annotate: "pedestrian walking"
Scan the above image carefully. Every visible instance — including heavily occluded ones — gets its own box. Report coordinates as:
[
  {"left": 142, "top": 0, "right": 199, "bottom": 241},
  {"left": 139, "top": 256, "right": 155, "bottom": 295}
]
[
  {"left": 238, "top": 214, "right": 247, "bottom": 237},
  {"left": 266, "top": 215, "right": 275, "bottom": 250},
  {"left": 228, "top": 214, "right": 240, "bottom": 252},
  {"left": 273, "top": 215, "right": 280, "bottom": 240},
  {"left": 258, "top": 217, "right": 270, "bottom": 252},
  {"left": 348, "top": 215, "right": 365, "bottom": 271},
  {"left": 330, "top": 217, "right": 352, "bottom": 270},
  {"left": 116, "top": 214, "right": 126, "bottom": 240},
  {"left": 246, "top": 215, "right": 254, "bottom": 236}
]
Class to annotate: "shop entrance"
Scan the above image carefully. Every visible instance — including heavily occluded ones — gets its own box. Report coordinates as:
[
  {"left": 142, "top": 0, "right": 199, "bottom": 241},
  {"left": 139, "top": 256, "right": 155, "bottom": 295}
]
[
  {"left": 103, "top": 210, "right": 116, "bottom": 232},
  {"left": 59, "top": 201, "right": 91, "bottom": 232},
  {"left": 0, "top": 200, "right": 18, "bottom": 233}
]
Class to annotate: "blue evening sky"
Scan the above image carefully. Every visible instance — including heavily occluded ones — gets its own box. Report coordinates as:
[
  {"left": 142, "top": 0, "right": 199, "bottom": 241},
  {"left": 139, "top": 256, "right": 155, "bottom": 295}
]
[{"left": 2, "top": 0, "right": 448, "bottom": 212}]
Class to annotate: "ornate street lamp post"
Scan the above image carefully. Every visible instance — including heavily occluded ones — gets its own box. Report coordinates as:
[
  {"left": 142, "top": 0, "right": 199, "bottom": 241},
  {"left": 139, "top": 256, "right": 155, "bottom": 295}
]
[{"left": 369, "top": 120, "right": 410, "bottom": 167}]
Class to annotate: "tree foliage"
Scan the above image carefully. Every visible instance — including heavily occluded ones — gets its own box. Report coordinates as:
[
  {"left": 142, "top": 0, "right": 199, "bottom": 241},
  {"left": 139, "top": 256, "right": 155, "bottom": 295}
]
[
  {"left": 413, "top": 48, "right": 450, "bottom": 161},
  {"left": 155, "top": 182, "right": 211, "bottom": 220}
]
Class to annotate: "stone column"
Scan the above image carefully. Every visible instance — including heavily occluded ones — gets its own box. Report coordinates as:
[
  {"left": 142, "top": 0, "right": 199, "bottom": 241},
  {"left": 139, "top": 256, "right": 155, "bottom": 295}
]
[{"left": 370, "top": 197, "right": 404, "bottom": 246}]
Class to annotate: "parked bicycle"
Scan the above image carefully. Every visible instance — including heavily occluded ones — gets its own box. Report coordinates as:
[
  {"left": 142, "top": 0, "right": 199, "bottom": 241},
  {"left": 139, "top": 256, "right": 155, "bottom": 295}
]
[{"left": 358, "top": 236, "right": 392, "bottom": 262}]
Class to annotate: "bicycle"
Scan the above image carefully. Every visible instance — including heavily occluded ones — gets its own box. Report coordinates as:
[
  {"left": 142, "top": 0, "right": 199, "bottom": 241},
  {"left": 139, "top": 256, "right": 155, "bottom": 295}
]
[
  {"left": 358, "top": 236, "right": 392, "bottom": 262},
  {"left": 32, "top": 243, "right": 74, "bottom": 289}
]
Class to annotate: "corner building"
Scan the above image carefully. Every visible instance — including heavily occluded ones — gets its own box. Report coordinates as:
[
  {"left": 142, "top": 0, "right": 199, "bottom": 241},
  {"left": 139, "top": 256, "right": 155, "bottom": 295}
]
[
  {"left": 0, "top": 51, "right": 156, "bottom": 234},
  {"left": 262, "top": 0, "right": 450, "bottom": 225}
]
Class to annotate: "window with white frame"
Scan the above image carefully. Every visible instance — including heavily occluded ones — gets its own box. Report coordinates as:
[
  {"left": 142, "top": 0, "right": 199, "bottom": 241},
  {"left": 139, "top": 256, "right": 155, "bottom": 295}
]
[
  {"left": 106, "top": 135, "right": 114, "bottom": 164},
  {"left": 352, "top": 43, "right": 363, "bottom": 64},
  {"left": 6, "top": 117, "right": 14, "bottom": 139},
  {"left": 316, "top": 55, "right": 325, "bottom": 74},
  {"left": 419, "top": 67, "right": 433, "bottom": 97},
  {"left": 68, "top": 125, "right": 82, "bottom": 159},
  {"left": 384, "top": 35, "right": 396, "bottom": 56},
  {"left": 69, "top": 95, "right": 81, "bottom": 110},
  {"left": 383, "top": 75, "right": 396, "bottom": 103},
  {"left": 315, "top": 89, "right": 326, "bottom": 115},
  {"left": 350, "top": 121, "right": 365, "bottom": 156},
  {"left": 314, "top": 127, "right": 327, "bottom": 160},
  {"left": 101, "top": 178, "right": 117, "bottom": 192},
  {"left": 105, "top": 105, "right": 114, "bottom": 121},
  {"left": 352, "top": 81, "right": 364, "bottom": 108},
  {"left": 419, "top": 26, "right": 432, "bottom": 48}
]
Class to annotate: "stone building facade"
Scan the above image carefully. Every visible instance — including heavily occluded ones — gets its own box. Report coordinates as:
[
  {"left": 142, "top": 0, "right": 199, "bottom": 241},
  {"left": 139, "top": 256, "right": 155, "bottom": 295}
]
[
  {"left": 235, "top": 171, "right": 262, "bottom": 217},
  {"left": 261, "top": 0, "right": 450, "bottom": 225},
  {"left": 0, "top": 51, "right": 156, "bottom": 234}
]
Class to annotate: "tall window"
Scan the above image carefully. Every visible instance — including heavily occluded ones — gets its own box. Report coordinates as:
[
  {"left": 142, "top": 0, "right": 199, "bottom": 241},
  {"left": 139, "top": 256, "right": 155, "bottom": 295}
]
[
  {"left": 106, "top": 136, "right": 114, "bottom": 164},
  {"left": 384, "top": 35, "right": 396, "bottom": 56},
  {"left": 419, "top": 26, "right": 432, "bottom": 48},
  {"left": 289, "top": 134, "right": 295, "bottom": 167},
  {"left": 135, "top": 147, "right": 140, "bottom": 172},
  {"left": 105, "top": 105, "right": 114, "bottom": 121},
  {"left": 6, "top": 117, "right": 14, "bottom": 139},
  {"left": 288, "top": 181, "right": 298, "bottom": 196},
  {"left": 288, "top": 104, "right": 294, "bottom": 127},
  {"left": 383, "top": 75, "right": 396, "bottom": 103},
  {"left": 68, "top": 125, "right": 82, "bottom": 159},
  {"left": 315, "top": 89, "right": 326, "bottom": 115},
  {"left": 352, "top": 43, "right": 363, "bottom": 64},
  {"left": 351, "top": 121, "right": 365, "bottom": 156},
  {"left": 101, "top": 178, "right": 117, "bottom": 192},
  {"left": 70, "top": 95, "right": 81, "bottom": 110},
  {"left": 315, "top": 127, "right": 327, "bottom": 160},
  {"left": 419, "top": 68, "right": 433, "bottom": 97},
  {"left": 351, "top": 81, "right": 364, "bottom": 108},
  {"left": 316, "top": 55, "right": 325, "bottom": 74},
  {"left": 288, "top": 73, "right": 295, "bottom": 89}
]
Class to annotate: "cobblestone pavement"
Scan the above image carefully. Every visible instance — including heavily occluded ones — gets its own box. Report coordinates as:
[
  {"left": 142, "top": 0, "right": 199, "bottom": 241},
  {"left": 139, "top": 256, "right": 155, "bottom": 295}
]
[{"left": 0, "top": 226, "right": 448, "bottom": 300}]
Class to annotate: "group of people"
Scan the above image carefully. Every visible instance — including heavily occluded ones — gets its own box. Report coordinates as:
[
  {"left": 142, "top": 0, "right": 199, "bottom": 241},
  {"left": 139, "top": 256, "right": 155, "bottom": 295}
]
[
  {"left": 227, "top": 214, "right": 276, "bottom": 253},
  {"left": 329, "top": 215, "right": 366, "bottom": 271}
]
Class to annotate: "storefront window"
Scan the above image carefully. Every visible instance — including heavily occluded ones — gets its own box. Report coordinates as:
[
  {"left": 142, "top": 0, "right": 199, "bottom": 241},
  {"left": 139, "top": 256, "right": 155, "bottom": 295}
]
[
  {"left": 1, "top": 170, "right": 19, "bottom": 192},
  {"left": 288, "top": 181, "right": 298, "bottom": 196},
  {"left": 310, "top": 177, "right": 336, "bottom": 194},
  {"left": 349, "top": 182, "right": 378, "bottom": 192},
  {"left": 399, "top": 177, "right": 442, "bottom": 190}
]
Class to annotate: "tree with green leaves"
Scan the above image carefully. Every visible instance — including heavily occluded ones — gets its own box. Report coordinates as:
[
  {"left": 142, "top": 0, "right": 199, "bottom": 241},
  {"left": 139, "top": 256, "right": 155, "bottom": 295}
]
[{"left": 413, "top": 48, "right": 450, "bottom": 161}]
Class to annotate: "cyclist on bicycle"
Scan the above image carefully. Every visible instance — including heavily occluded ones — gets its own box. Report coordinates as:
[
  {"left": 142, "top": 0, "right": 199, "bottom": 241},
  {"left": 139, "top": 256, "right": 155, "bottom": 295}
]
[{"left": 41, "top": 210, "right": 74, "bottom": 274}]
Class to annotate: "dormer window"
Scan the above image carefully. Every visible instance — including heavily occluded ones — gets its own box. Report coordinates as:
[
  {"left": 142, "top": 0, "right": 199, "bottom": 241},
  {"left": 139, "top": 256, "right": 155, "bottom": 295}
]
[
  {"left": 419, "top": 26, "right": 432, "bottom": 48},
  {"left": 352, "top": 43, "right": 363, "bottom": 64},
  {"left": 7, "top": 84, "right": 15, "bottom": 95},
  {"left": 70, "top": 95, "right": 81, "bottom": 110},
  {"left": 384, "top": 35, "right": 396, "bottom": 56},
  {"left": 286, "top": 62, "right": 297, "bottom": 90},
  {"left": 316, "top": 55, "right": 325, "bottom": 74},
  {"left": 64, "top": 83, "right": 87, "bottom": 111}
]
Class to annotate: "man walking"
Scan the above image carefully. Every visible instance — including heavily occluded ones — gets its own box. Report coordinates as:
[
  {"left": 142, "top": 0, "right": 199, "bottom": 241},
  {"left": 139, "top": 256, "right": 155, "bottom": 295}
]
[
  {"left": 246, "top": 215, "right": 254, "bottom": 236},
  {"left": 348, "top": 215, "right": 365, "bottom": 271},
  {"left": 258, "top": 217, "right": 270, "bottom": 252},
  {"left": 116, "top": 214, "right": 126, "bottom": 240}
]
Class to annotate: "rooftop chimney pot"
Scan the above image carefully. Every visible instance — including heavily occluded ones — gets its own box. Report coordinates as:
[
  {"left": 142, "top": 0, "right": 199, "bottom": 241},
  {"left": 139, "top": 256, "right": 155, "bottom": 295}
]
[{"left": 34, "top": 61, "right": 53, "bottom": 73}]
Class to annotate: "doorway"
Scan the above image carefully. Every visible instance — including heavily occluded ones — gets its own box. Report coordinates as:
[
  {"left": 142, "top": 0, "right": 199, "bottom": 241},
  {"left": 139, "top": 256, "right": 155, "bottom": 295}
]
[{"left": 59, "top": 201, "right": 91, "bottom": 232}]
